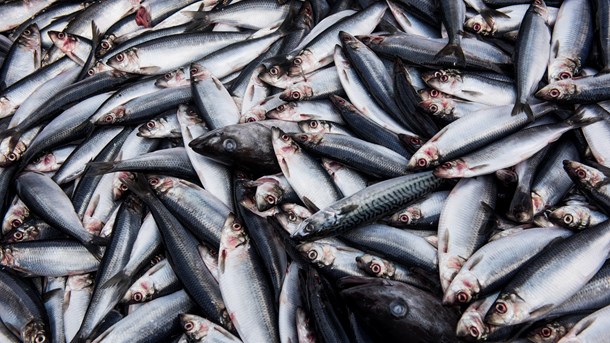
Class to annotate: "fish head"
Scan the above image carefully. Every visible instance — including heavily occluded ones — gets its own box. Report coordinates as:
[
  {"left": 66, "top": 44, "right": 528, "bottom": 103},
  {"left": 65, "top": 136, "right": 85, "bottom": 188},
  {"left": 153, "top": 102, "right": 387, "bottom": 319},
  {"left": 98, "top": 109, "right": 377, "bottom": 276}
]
[
  {"left": 439, "top": 255, "right": 466, "bottom": 292},
  {"left": 407, "top": 144, "right": 439, "bottom": 170},
  {"left": 329, "top": 95, "right": 358, "bottom": 113},
  {"left": 354, "top": 35, "right": 385, "bottom": 46},
  {"left": 155, "top": 68, "right": 188, "bottom": 88},
  {"left": 24, "top": 152, "right": 57, "bottom": 172},
  {"left": 356, "top": 254, "right": 395, "bottom": 279},
  {"left": 147, "top": 175, "right": 176, "bottom": 195},
  {"left": 548, "top": 206, "right": 586, "bottom": 229},
  {"left": 176, "top": 104, "right": 202, "bottom": 126},
  {"left": 456, "top": 307, "right": 489, "bottom": 341},
  {"left": 66, "top": 273, "right": 94, "bottom": 290},
  {"left": 419, "top": 98, "right": 453, "bottom": 118},
  {"left": 48, "top": 31, "right": 78, "bottom": 55},
  {"left": 2, "top": 202, "right": 29, "bottom": 235},
  {"left": 275, "top": 203, "right": 311, "bottom": 235},
  {"left": 220, "top": 214, "right": 248, "bottom": 251},
  {"left": 526, "top": 321, "right": 566, "bottom": 343},
  {"left": 22, "top": 320, "right": 47, "bottom": 343},
  {"left": 339, "top": 31, "right": 362, "bottom": 50},
  {"left": 280, "top": 82, "right": 313, "bottom": 102},
  {"left": 0, "top": 246, "right": 14, "bottom": 267},
  {"left": 298, "top": 120, "right": 332, "bottom": 133},
  {"left": 17, "top": 24, "right": 41, "bottom": 50},
  {"left": 532, "top": 0, "right": 549, "bottom": 19},
  {"left": 4, "top": 225, "right": 33, "bottom": 243},
  {"left": 189, "top": 63, "right": 211, "bottom": 81},
  {"left": 434, "top": 159, "right": 467, "bottom": 178},
  {"left": 112, "top": 172, "right": 134, "bottom": 200},
  {"left": 548, "top": 59, "right": 578, "bottom": 83},
  {"left": 126, "top": 279, "right": 155, "bottom": 303},
  {"left": 86, "top": 61, "right": 113, "bottom": 78},
  {"left": 291, "top": 208, "right": 338, "bottom": 241},
  {"left": 496, "top": 168, "right": 518, "bottom": 186},
  {"left": 0, "top": 96, "right": 15, "bottom": 118},
  {"left": 107, "top": 48, "right": 141, "bottom": 73},
  {"left": 188, "top": 127, "right": 244, "bottom": 165},
  {"left": 259, "top": 63, "right": 291, "bottom": 87},
  {"left": 288, "top": 50, "right": 315, "bottom": 77},
  {"left": 289, "top": 131, "right": 324, "bottom": 147},
  {"left": 96, "top": 38, "right": 115, "bottom": 57},
  {"left": 266, "top": 102, "right": 297, "bottom": 120},
  {"left": 418, "top": 87, "right": 448, "bottom": 101},
  {"left": 563, "top": 160, "right": 606, "bottom": 189},
  {"left": 254, "top": 181, "right": 284, "bottom": 212},
  {"left": 427, "top": 70, "right": 462, "bottom": 94},
  {"left": 180, "top": 314, "right": 211, "bottom": 341},
  {"left": 239, "top": 105, "right": 267, "bottom": 123},
  {"left": 137, "top": 117, "right": 169, "bottom": 138},
  {"left": 271, "top": 126, "right": 300, "bottom": 156},
  {"left": 443, "top": 270, "right": 480, "bottom": 306},
  {"left": 298, "top": 241, "right": 337, "bottom": 268},
  {"left": 387, "top": 206, "right": 422, "bottom": 227},
  {"left": 535, "top": 81, "right": 578, "bottom": 101},
  {"left": 485, "top": 292, "right": 527, "bottom": 326},
  {"left": 464, "top": 16, "right": 493, "bottom": 36},
  {"left": 96, "top": 106, "right": 126, "bottom": 125}
]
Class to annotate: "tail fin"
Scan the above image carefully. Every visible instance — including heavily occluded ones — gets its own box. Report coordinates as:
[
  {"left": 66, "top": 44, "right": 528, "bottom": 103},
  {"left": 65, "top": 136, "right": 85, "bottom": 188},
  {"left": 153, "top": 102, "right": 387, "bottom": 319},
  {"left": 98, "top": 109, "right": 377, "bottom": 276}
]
[
  {"left": 566, "top": 111, "right": 603, "bottom": 129},
  {"left": 100, "top": 270, "right": 128, "bottom": 290},
  {"left": 0, "top": 127, "right": 21, "bottom": 147},
  {"left": 86, "top": 161, "right": 117, "bottom": 175},
  {"left": 479, "top": 8, "right": 510, "bottom": 27},
  {"left": 508, "top": 187, "right": 534, "bottom": 223},
  {"left": 434, "top": 43, "right": 466, "bottom": 66},
  {"left": 182, "top": 11, "right": 212, "bottom": 31},
  {"left": 84, "top": 241, "right": 106, "bottom": 261},
  {"left": 511, "top": 101, "right": 534, "bottom": 121}
]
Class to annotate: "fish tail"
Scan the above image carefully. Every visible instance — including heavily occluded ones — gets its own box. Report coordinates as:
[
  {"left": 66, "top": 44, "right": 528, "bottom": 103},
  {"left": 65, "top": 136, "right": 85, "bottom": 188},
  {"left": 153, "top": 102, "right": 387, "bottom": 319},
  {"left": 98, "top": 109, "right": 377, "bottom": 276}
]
[
  {"left": 100, "top": 270, "right": 128, "bottom": 290},
  {"left": 182, "top": 10, "right": 211, "bottom": 31},
  {"left": 84, "top": 240, "right": 106, "bottom": 261},
  {"left": 434, "top": 43, "right": 466, "bottom": 66},
  {"left": 86, "top": 161, "right": 117, "bottom": 175},
  {"left": 479, "top": 8, "right": 510, "bottom": 27},
  {"left": 509, "top": 188, "right": 534, "bottom": 223},
  {"left": 567, "top": 111, "right": 604, "bottom": 128},
  {"left": 0, "top": 127, "right": 20, "bottom": 146},
  {"left": 511, "top": 102, "right": 534, "bottom": 121}
]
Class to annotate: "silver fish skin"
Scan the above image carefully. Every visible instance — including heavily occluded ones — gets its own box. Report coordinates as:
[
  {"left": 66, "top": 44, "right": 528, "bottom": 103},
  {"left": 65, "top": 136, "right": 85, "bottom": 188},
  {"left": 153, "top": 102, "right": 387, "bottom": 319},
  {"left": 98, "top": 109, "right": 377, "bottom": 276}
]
[
  {"left": 534, "top": 71, "right": 610, "bottom": 105},
  {"left": 176, "top": 105, "right": 233, "bottom": 210},
  {"left": 136, "top": 111, "right": 180, "bottom": 139},
  {"left": 465, "top": 4, "right": 558, "bottom": 37},
  {"left": 443, "top": 227, "right": 573, "bottom": 306},
  {"left": 90, "top": 77, "right": 162, "bottom": 123},
  {"left": 578, "top": 104, "right": 610, "bottom": 167},
  {"left": 356, "top": 254, "right": 430, "bottom": 286},
  {"left": 180, "top": 313, "right": 242, "bottom": 343},
  {"left": 248, "top": 174, "right": 298, "bottom": 212},
  {"left": 0, "top": 0, "right": 59, "bottom": 32},
  {"left": 549, "top": 205, "right": 609, "bottom": 230},
  {"left": 185, "top": 0, "right": 290, "bottom": 30},
  {"left": 385, "top": 190, "right": 449, "bottom": 228},
  {"left": 63, "top": 274, "right": 94, "bottom": 343},
  {"left": 119, "top": 213, "right": 162, "bottom": 280},
  {"left": 434, "top": 115, "right": 598, "bottom": 178},
  {"left": 82, "top": 172, "right": 121, "bottom": 236},
  {"left": 272, "top": 127, "right": 341, "bottom": 211},
  {"left": 435, "top": 0, "right": 466, "bottom": 65},
  {"left": 298, "top": 240, "right": 368, "bottom": 280},
  {"left": 547, "top": 0, "right": 593, "bottom": 82},
  {"left": 24, "top": 144, "right": 76, "bottom": 173},
  {"left": 44, "top": 276, "right": 66, "bottom": 343},
  {"left": 486, "top": 220, "right": 610, "bottom": 326},
  {"left": 298, "top": 120, "right": 352, "bottom": 136},
  {"left": 526, "top": 314, "right": 587, "bottom": 343},
  {"left": 556, "top": 305, "right": 610, "bottom": 343},
  {"left": 198, "top": 243, "right": 220, "bottom": 283},
  {"left": 0, "top": 319, "right": 20, "bottom": 343},
  {"left": 292, "top": 171, "right": 443, "bottom": 240},
  {"left": 0, "top": 240, "right": 100, "bottom": 277},
  {"left": 0, "top": 24, "right": 41, "bottom": 89},
  {"left": 218, "top": 214, "right": 280, "bottom": 343},
  {"left": 279, "top": 262, "right": 301, "bottom": 343},
  {"left": 438, "top": 175, "right": 496, "bottom": 292},
  {"left": 288, "top": 2, "right": 386, "bottom": 76},
  {"left": 107, "top": 31, "right": 252, "bottom": 75},
  {"left": 15, "top": 172, "right": 105, "bottom": 259},
  {"left": 386, "top": 0, "right": 438, "bottom": 38},
  {"left": 191, "top": 67, "right": 240, "bottom": 130},
  {"left": 321, "top": 158, "right": 368, "bottom": 197},
  {"left": 456, "top": 292, "right": 501, "bottom": 341},
  {"left": 8, "top": 2, "right": 86, "bottom": 42},
  {"left": 93, "top": 290, "right": 195, "bottom": 343},
  {"left": 512, "top": 0, "right": 551, "bottom": 118},
  {"left": 121, "top": 259, "right": 179, "bottom": 304},
  {"left": 266, "top": 100, "right": 344, "bottom": 123},
  {"left": 61, "top": 0, "right": 140, "bottom": 41},
  {"left": 425, "top": 70, "right": 516, "bottom": 105},
  {"left": 49, "top": 30, "right": 91, "bottom": 66}
]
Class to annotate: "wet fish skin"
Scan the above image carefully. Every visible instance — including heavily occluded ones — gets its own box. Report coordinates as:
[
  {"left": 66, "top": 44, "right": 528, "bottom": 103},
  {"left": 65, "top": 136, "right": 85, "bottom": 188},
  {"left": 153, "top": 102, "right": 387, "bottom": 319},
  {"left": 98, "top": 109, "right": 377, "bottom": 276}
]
[
  {"left": 549, "top": 205, "right": 609, "bottom": 230},
  {"left": 0, "top": 24, "right": 41, "bottom": 89}
]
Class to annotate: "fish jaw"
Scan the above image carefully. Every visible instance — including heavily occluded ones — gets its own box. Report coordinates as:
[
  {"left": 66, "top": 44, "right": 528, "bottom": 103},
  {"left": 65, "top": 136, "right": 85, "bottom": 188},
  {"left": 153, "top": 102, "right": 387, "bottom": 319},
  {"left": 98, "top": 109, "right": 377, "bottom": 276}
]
[
  {"left": 443, "top": 270, "right": 480, "bottom": 306},
  {"left": 434, "top": 159, "right": 468, "bottom": 178},
  {"left": 485, "top": 292, "right": 528, "bottom": 326}
]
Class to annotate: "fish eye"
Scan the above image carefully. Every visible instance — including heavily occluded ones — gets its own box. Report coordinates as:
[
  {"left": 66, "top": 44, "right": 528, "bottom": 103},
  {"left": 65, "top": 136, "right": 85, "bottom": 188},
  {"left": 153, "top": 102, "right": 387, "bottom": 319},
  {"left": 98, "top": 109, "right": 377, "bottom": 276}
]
[
  {"left": 293, "top": 57, "right": 302, "bottom": 66},
  {"left": 434, "top": 71, "right": 441, "bottom": 78},
  {"left": 304, "top": 224, "right": 314, "bottom": 232},
  {"left": 35, "top": 334, "right": 46, "bottom": 343},
  {"left": 576, "top": 168, "right": 587, "bottom": 179},
  {"left": 410, "top": 137, "right": 422, "bottom": 145},
  {"left": 116, "top": 53, "right": 124, "bottom": 62},
  {"left": 456, "top": 291, "right": 470, "bottom": 303},
  {"left": 87, "top": 69, "right": 95, "bottom": 76},
  {"left": 473, "top": 23, "right": 482, "bottom": 33},
  {"left": 277, "top": 105, "right": 285, "bottom": 112},
  {"left": 223, "top": 139, "right": 237, "bottom": 152},
  {"left": 429, "top": 104, "right": 439, "bottom": 113},
  {"left": 7, "top": 153, "right": 17, "bottom": 161},
  {"left": 13, "top": 231, "right": 24, "bottom": 240},
  {"left": 132, "top": 292, "right": 143, "bottom": 302},
  {"left": 469, "top": 326, "right": 480, "bottom": 338},
  {"left": 549, "top": 89, "right": 560, "bottom": 98},
  {"left": 440, "top": 75, "right": 449, "bottom": 82},
  {"left": 146, "top": 121, "right": 156, "bottom": 129},
  {"left": 69, "top": 36, "right": 77, "bottom": 42},
  {"left": 417, "top": 158, "right": 428, "bottom": 168},
  {"left": 104, "top": 115, "right": 113, "bottom": 123},
  {"left": 23, "top": 29, "right": 31, "bottom": 36},
  {"left": 101, "top": 41, "right": 110, "bottom": 49},
  {"left": 291, "top": 91, "right": 301, "bottom": 100},
  {"left": 11, "top": 219, "right": 22, "bottom": 228},
  {"left": 183, "top": 321, "right": 194, "bottom": 331},
  {"left": 309, "top": 121, "right": 318, "bottom": 128},
  {"left": 246, "top": 117, "right": 257, "bottom": 122},
  {"left": 148, "top": 177, "right": 159, "bottom": 186},
  {"left": 288, "top": 212, "right": 297, "bottom": 222},
  {"left": 495, "top": 302, "right": 507, "bottom": 314},
  {"left": 307, "top": 249, "right": 318, "bottom": 260},
  {"left": 559, "top": 72, "right": 571, "bottom": 80},
  {"left": 269, "top": 66, "right": 279, "bottom": 76},
  {"left": 281, "top": 134, "right": 290, "bottom": 141},
  {"left": 265, "top": 194, "right": 276, "bottom": 204},
  {"left": 563, "top": 214, "right": 574, "bottom": 224},
  {"left": 57, "top": 32, "right": 65, "bottom": 39},
  {"left": 164, "top": 72, "right": 173, "bottom": 80},
  {"left": 399, "top": 214, "right": 410, "bottom": 223},
  {"left": 190, "top": 67, "right": 199, "bottom": 75},
  {"left": 430, "top": 89, "right": 440, "bottom": 97},
  {"left": 231, "top": 223, "right": 241, "bottom": 231},
  {"left": 540, "top": 326, "right": 553, "bottom": 338},
  {"left": 389, "top": 300, "right": 408, "bottom": 318},
  {"left": 442, "top": 162, "right": 452, "bottom": 169},
  {"left": 370, "top": 262, "right": 381, "bottom": 274}
]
